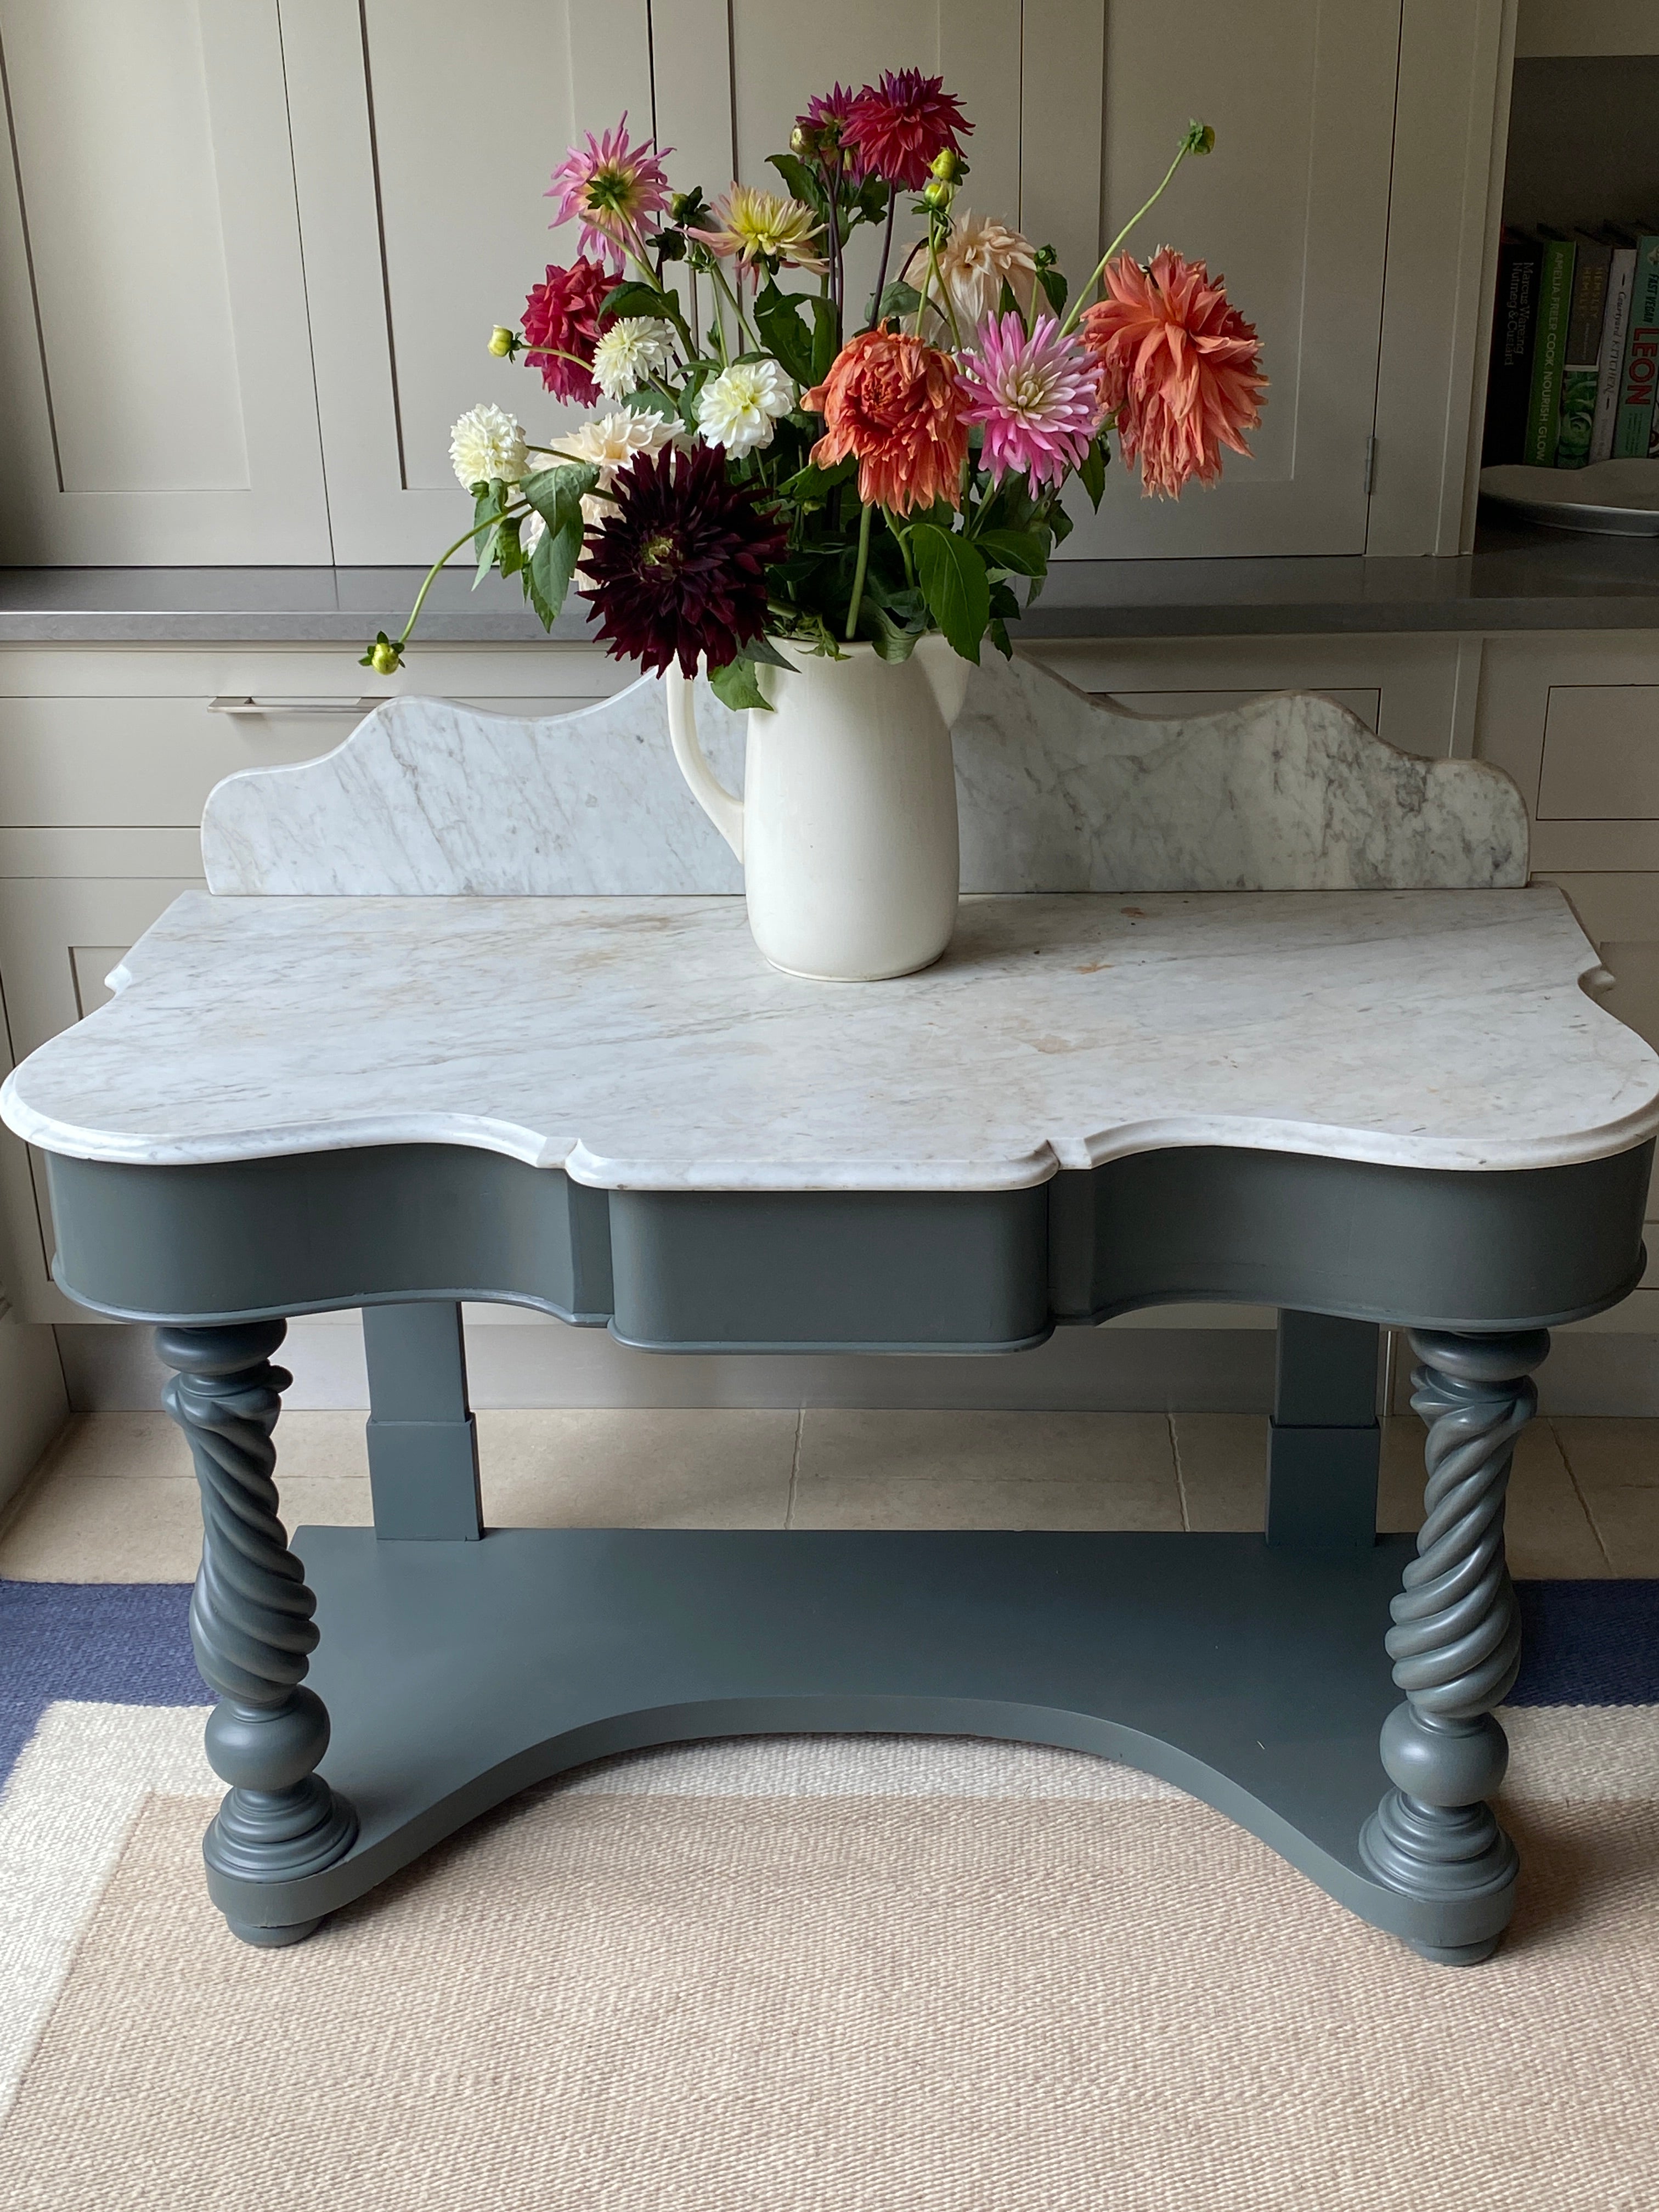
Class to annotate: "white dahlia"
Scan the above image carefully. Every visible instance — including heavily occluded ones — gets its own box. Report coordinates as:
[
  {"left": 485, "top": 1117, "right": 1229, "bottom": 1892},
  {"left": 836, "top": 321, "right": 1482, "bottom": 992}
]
[
  {"left": 905, "top": 211, "right": 1040, "bottom": 336},
  {"left": 590, "top": 317, "right": 676, "bottom": 400},
  {"left": 448, "top": 402, "right": 529, "bottom": 489},
  {"left": 696, "top": 358, "right": 795, "bottom": 456},
  {"left": 522, "top": 409, "right": 680, "bottom": 577}
]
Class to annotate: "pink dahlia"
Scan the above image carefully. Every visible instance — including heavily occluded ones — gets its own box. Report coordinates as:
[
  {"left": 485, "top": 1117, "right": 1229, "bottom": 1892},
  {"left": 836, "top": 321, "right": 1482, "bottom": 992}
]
[
  {"left": 956, "top": 312, "right": 1104, "bottom": 491},
  {"left": 546, "top": 114, "right": 672, "bottom": 274},
  {"left": 521, "top": 258, "right": 614, "bottom": 404},
  {"left": 1080, "top": 249, "right": 1266, "bottom": 499},
  {"left": 797, "top": 83, "right": 866, "bottom": 183},
  {"left": 844, "top": 70, "right": 972, "bottom": 192}
]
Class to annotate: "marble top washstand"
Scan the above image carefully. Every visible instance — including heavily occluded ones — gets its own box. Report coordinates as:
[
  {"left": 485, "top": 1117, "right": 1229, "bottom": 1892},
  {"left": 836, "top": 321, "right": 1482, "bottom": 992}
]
[{"left": 4, "top": 647, "right": 1652, "bottom": 1967}]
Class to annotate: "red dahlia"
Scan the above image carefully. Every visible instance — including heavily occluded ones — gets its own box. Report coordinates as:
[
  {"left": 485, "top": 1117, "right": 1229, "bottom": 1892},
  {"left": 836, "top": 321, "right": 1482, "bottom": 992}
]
[
  {"left": 844, "top": 70, "right": 972, "bottom": 192},
  {"left": 798, "top": 82, "right": 867, "bottom": 183},
  {"left": 580, "top": 444, "right": 788, "bottom": 679},
  {"left": 521, "top": 257, "right": 613, "bottom": 404}
]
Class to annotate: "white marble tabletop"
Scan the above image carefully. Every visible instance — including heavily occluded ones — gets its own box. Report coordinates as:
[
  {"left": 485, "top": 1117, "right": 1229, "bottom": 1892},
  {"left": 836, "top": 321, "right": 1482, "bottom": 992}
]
[{"left": 3, "top": 889, "right": 1656, "bottom": 1189}]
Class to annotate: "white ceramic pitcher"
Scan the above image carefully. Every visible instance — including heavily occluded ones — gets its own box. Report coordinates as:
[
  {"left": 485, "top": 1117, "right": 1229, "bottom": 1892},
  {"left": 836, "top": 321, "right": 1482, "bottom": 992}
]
[{"left": 664, "top": 634, "right": 969, "bottom": 981}]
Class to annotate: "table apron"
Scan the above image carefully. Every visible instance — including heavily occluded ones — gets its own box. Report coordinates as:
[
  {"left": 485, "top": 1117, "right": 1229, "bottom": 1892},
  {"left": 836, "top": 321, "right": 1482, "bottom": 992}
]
[{"left": 40, "top": 1138, "right": 1653, "bottom": 1340}]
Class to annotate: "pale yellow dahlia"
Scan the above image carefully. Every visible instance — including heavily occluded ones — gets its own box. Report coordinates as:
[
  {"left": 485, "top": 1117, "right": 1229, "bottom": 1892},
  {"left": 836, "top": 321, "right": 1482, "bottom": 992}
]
[{"left": 689, "top": 184, "right": 827, "bottom": 272}]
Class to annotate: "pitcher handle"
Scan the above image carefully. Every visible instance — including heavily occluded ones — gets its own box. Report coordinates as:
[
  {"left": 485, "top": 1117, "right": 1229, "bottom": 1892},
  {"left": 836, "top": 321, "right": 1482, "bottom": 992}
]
[{"left": 665, "top": 663, "right": 744, "bottom": 862}]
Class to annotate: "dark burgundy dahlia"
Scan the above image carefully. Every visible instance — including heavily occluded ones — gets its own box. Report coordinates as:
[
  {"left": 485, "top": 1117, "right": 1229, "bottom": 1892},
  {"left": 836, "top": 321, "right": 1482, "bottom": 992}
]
[
  {"left": 521, "top": 256, "right": 613, "bottom": 403},
  {"left": 580, "top": 444, "right": 788, "bottom": 679}
]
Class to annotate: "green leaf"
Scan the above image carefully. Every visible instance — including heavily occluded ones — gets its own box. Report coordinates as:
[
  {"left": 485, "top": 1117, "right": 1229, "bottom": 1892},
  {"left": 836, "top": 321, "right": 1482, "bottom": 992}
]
[
  {"left": 909, "top": 524, "right": 988, "bottom": 665},
  {"left": 854, "top": 176, "right": 889, "bottom": 225},
  {"left": 753, "top": 282, "right": 816, "bottom": 383},
  {"left": 1078, "top": 435, "right": 1109, "bottom": 510},
  {"left": 867, "top": 613, "right": 923, "bottom": 663},
  {"left": 742, "top": 630, "right": 793, "bottom": 668},
  {"left": 1038, "top": 265, "right": 1068, "bottom": 317},
  {"left": 870, "top": 279, "right": 921, "bottom": 327},
  {"left": 495, "top": 513, "right": 526, "bottom": 578},
  {"left": 975, "top": 528, "right": 1048, "bottom": 577},
  {"left": 526, "top": 512, "right": 584, "bottom": 629},
  {"left": 988, "top": 617, "right": 1013, "bottom": 659},
  {"left": 522, "top": 462, "right": 599, "bottom": 535},
  {"left": 709, "top": 655, "right": 774, "bottom": 712},
  {"left": 600, "top": 278, "right": 673, "bottom": 321},
  {"left": 766, "top": 151, "right": 823, "bottom": 207},
  {"left": 1049, "top": 499, "right": 1076, "bottom": 544},
  {"left": 988, "top": 579, "right": 1021, "bottom": 620},
  {"left": 997, "top": 279, "right": 1022, "bottom": 319}
]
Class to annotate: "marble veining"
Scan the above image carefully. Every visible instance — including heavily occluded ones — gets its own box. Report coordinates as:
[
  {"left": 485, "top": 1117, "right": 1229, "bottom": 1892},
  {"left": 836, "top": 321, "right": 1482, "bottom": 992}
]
[
  {"left": 4, "top": 889, "right": 1654, "bottom": 1187},
  {"left": 200, "top": 653, "right": 1528, "bottom": 899}
]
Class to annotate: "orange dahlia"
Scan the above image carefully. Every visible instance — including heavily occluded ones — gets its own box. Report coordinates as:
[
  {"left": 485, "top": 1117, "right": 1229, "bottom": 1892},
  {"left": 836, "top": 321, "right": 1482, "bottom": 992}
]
[
  {"left": 1080, "top": 248, "right": 1266, "bottom": 499},
  {"left": 802, "top": 327, "right": 968, "bottom": 515}
]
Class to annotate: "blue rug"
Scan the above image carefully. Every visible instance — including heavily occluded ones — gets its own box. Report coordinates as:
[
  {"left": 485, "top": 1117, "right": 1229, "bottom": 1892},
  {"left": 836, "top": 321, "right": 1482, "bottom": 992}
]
[{"left": 4, "top": 1576, "right": 1656, "bottom": 1795}]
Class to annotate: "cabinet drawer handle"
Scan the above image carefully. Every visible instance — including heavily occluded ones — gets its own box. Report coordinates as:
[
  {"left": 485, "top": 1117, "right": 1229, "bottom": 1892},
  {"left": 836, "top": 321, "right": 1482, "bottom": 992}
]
[{"left": 206, "top": 696, "right": 387, "bottom": 716}]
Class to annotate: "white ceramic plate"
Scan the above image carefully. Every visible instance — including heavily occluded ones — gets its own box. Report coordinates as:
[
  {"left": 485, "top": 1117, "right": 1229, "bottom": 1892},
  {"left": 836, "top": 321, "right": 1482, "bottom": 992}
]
[{"left": 1480, "top": 458, "right": 1659, "bottom": 535}]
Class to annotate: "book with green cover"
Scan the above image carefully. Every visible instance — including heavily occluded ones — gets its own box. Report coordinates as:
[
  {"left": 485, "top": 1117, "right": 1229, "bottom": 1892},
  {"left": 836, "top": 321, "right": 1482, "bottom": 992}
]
[
  {"left": 1555, "top": 234, "right": 1611, "bottom": 465},
  {"left": 1616, "top": 230, "right": 1659, "bottom": 457},
  {"left": 1523, "top": 230, "right": 1577, "bottom": 465}
]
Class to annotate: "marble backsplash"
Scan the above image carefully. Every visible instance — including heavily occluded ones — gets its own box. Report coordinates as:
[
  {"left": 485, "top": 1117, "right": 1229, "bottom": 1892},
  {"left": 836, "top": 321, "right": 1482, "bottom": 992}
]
[{"left": 200, "top": 649, "right": 1530, "bottom": 899}]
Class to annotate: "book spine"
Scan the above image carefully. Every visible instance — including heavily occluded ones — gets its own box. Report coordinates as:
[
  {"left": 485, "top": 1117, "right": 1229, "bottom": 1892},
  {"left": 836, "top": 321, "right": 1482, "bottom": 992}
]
[
  {"left": 1615, "top": 235, "right": 1659, "bottom": 457},
  {"left": 1524, "top": 236, "right": 1576, "bottom": 465},
  {"left": 1555, "top": 241, "right": 1611, "bottom": 466},
  {"left": 1483, "top": 233, "right": 1541, "bottom": 466},
  {"left": 1590, "top": 249, "right": 1636, "bottom": 464}
]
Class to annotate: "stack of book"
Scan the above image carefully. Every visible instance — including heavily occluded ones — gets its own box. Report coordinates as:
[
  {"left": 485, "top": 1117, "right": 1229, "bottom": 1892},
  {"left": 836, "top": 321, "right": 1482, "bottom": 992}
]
[{"left": 1484, "top": 226, "right": 1659, "bottom": 469}]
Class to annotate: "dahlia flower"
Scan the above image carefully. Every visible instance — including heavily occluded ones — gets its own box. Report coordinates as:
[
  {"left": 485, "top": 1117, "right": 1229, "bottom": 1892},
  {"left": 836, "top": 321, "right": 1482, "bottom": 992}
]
[
  {"left": 803, "top": 327, "right": 968, "bottom": 514},
  {"left": 1080, "top": 248, "right": 1266, "bottom": 499},
  {"left": 580, "top": 444, "right": 788, "bottom": 678},
  {"left": 546, "top": 114, "right": 672, "bottom": 273},
  {"left": 956, "top": 313, "right": 1103, "bottom": 491},
  {"left": 521, "top": 258, "right": 614, "bottom": 404},
  {"left": 844, "top": 70, "right": 972, "bottom": 192},
  {"left": 522, "top": 409, "right": 679, "bottom": 576},
  {"left": 797, "top": 83, "right": 866, "bottom": 182},
  {"left": 448, "top": 403, "right": 529, "bottom": 490},
  {"left": 689, "top": 185, "right": 826, "bottom": 272},
  {"left": 933, "top": 212, "right": 1039, "bottom": 328},
  {"left": 696, "top": 358, "right": 795, "bottom": 456},
  {"left": 590, "top": 317, "right": 675, "bottom": 400}
]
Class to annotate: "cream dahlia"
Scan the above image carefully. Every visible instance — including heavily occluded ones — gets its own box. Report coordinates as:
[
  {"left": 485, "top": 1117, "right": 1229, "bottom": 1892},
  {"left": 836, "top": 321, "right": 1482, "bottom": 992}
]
[
  {"left": 448, "top": 403, "right": 529, "bottom": 490},
  {"left": 905, "top": 211, "right": 1039, "bottom": 336},
  {"left": 688, "top": 185, "right": 826, "bottom": 272},
  {"left": 590, "top": 317, "right": 675, "bottom": 400},
  {"left": 696, "top": 359, "right": 795, "bottom": 456},
  {"left": 523, "top": 409, "right": 680, "bottom": 576}
]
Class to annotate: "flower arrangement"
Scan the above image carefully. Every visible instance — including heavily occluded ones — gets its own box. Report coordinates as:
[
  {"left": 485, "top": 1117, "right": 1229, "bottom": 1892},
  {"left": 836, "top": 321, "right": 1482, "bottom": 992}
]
[{"left": 364, "top": 77, "right": 1265, "bottom": 706}]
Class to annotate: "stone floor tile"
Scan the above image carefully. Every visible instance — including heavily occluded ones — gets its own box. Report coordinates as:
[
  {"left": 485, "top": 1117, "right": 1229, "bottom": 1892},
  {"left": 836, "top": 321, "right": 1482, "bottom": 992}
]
[
  {"left": 1551, "top": 1417, "right": 1659, "bottom": 1492},
  {"left": 1380, "top": 1415, "right": 1609, "bottom": 1577},
  {"left": 797, "top": 1409, "right": 1176, "bottom": 1492},
  {"left": 788, "top": 1474, "right": 1184, "bottom": 1532},
  {"left": 1170, "top": 1413, "right": 1265, "bottom": 1532},
  {"left": 1577, "top": 1484, "right": 1659, "bottom": 1575},
  {"left": 0, "top": 1473, "right": 368, "bottom": 1583},
  {"left": 476, "top": 1408, "right": 796, "bottom": 1528}
]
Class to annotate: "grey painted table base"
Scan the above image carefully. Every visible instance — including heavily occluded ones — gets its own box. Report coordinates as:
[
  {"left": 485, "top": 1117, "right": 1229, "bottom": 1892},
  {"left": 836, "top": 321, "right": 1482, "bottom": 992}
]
[{"left": 144, "top": 1290, "right": 1556, "bottom": 1966}]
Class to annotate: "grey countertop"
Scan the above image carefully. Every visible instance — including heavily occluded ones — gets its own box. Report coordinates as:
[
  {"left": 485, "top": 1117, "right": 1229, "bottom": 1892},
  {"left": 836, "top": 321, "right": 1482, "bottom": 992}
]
[{"left": 2, "top": 517, "right": 1657, "bottom": 645}]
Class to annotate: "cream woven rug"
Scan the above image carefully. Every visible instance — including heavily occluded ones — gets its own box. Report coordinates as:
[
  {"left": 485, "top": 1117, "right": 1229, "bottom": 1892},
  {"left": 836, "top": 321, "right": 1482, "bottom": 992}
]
[{"left": 3, "top": 1720, "right": 1658, "bottom": 2212}]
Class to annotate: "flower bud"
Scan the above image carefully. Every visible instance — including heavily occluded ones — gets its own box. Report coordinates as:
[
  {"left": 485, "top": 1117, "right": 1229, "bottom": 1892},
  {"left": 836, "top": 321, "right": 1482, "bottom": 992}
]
[
  {"left": 1183, "top": 120, "right": 1216, "bottom": 156},
  {"left": 369, "top": 637, "right": 402, "bottom": 675},
  {"left": 487, "top": 325, "right": 515, "bottom": 357},
  {"left": 929, "top": 148, "right": 962, "bottom": 183},
  {"left": 1033, "top": 243, "right": 1058, "bottom": 270},
  {"left": 923, "top": 177, "right": 955, "bottom": 210}
]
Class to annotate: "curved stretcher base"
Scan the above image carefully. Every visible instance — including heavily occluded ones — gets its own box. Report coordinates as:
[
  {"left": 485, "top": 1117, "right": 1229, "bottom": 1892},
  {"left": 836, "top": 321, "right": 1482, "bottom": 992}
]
[{"left": 205, "top": 1526, "right": 1516, "bottom": 1961}]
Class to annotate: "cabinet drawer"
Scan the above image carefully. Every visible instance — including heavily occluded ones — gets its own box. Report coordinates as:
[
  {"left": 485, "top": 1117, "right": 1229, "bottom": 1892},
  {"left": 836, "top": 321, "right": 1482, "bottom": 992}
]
[
  {"left": 0, "top": 691, "right": 609, "bottom": 827},
  {"left": 1538, "top": 687, "right": 1659, "bottom": 821}
]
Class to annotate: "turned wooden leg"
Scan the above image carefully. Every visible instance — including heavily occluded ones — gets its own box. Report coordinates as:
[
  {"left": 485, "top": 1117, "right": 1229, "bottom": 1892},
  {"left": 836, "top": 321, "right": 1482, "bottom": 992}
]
[
  {"left": 1360, "top": 1327, "right": 1548, "bottom": 1965},
  {"left": 159, "top": 1320, "right": 357, "bottom": 1945}
]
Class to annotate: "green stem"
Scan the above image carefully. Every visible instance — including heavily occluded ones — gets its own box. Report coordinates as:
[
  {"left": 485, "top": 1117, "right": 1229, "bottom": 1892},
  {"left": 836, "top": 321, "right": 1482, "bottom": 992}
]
[
  {"left": 394, "top": 504, "right": 529, "bottom": 651},
  {"left": 915, "top": 224, "right": 960, "bottom": 347},
  {"left": 887, "top": 508, "right": 915, "bottom": 586},
  {"left": 844, "top": 499, "right": 874, "bottom": 642},
  {"left": 707, "top": 258, "right": 757, "bottom": 353},
  {"left": 1059, "top": 138, "right": 1194, "bottom": 336}
]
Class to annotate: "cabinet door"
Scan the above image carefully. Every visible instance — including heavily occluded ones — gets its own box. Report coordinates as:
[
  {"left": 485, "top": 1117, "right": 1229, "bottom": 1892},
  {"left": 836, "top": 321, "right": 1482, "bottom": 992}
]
[
  {"left": 1026, "top": 0, "right": 1402, "bottom": 557},
  {"left": 0, "top": 0, "right": 331, "bottom": 564},
  {"left": 0, "top": 865, "right": 202, "bottom": 1321},
  {"left": 280, "top": 0, "right": 654, "bottom": 563}
]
